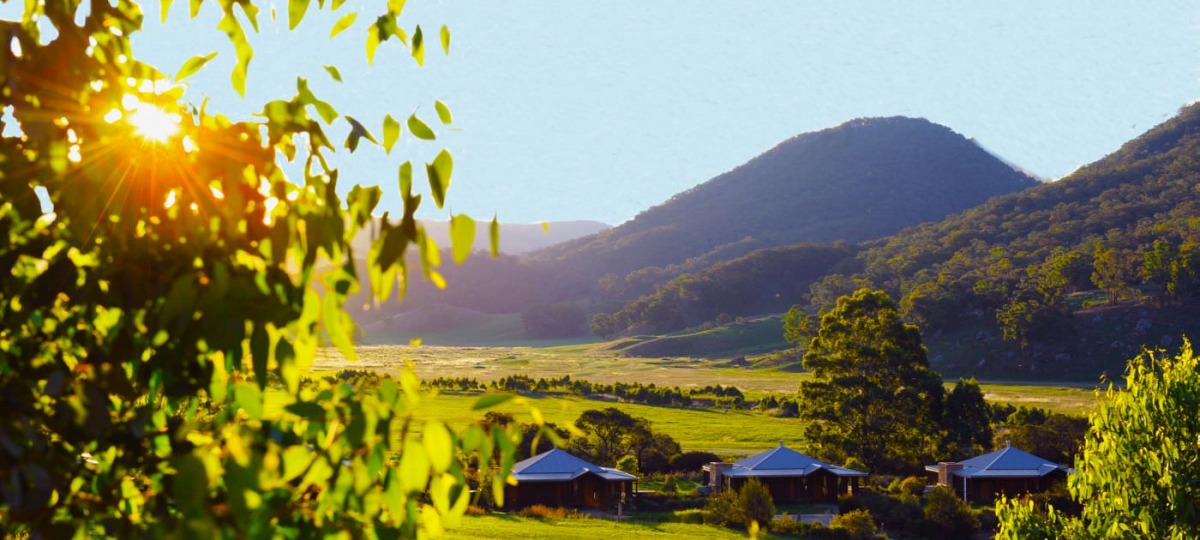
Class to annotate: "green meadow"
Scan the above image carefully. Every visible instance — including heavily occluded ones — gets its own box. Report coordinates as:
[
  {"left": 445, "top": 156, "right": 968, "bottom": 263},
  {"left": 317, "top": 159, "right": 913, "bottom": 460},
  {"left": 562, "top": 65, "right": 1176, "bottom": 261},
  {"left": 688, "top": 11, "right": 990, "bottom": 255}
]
[{"left": 442, "top": 515, "right": 766, "bottom": 540}]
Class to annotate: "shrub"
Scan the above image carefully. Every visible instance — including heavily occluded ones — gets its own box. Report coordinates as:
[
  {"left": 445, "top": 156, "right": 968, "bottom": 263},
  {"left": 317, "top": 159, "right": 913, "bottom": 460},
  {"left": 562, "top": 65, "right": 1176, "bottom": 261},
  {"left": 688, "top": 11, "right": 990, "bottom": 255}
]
[
  {"left": 923, "top": 486, "right": 979, "bottom": 537},
  {"left": 738, "top": 478, "right": 777, "bottom": 529},
  {"left": 660, "top": 476, "right": 678, "bottom": 493},
  {"left": 672, "top": 509, "right": 707, "bottom": 524},
  {"left": 517, "top": 505, "right": 571, "bottom": 519},
  {"left": 670, "top": 451, "right": 722, "bottom": 472},
  {"left": 830, "top": 509, "right": 879, "bottom": 539},
  {"left": 897, "top": 476, "right": 926, "bottom": 496},
  {"left": 704, "top": 489, "right": 742, "bottom": 527}
]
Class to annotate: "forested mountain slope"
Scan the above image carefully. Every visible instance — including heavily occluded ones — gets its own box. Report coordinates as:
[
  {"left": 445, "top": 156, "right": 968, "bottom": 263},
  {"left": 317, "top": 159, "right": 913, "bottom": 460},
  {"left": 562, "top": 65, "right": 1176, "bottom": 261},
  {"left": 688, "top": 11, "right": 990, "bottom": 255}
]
[{"left": 798, "top": 103, "right": 1200, "bottom": 378}]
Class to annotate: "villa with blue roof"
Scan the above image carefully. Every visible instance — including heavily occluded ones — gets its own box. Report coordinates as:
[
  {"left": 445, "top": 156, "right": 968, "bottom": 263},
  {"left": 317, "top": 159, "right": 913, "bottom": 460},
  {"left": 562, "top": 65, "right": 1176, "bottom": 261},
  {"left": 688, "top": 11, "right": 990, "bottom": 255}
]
[
  {"left": 925, "top": 441, "right": 1071, "bottom": 502},
  {"left": 505, "top": 448, "right": 638, "bottom": 510},
  {"left": 705, "top": 441, "right": 868, "bottom": 503}
]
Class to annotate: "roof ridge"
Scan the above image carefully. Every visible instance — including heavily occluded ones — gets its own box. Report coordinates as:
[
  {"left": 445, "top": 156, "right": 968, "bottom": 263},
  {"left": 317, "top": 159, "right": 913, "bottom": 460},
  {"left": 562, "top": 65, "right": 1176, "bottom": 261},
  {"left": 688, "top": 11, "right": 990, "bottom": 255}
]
[{"left": 977, "top": 446, "right": 1010, "bottom": 471}]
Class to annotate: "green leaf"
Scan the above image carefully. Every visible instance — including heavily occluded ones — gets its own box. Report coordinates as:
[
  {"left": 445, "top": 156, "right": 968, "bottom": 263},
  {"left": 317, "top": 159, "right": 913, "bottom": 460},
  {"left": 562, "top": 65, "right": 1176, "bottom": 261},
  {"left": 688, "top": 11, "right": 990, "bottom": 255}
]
[
  {"left": 233, "top": 383, "right": 263, "bottom": 419},
  {"left": 435, "top": 100, "right": 452, "bottom": 124},
  {"left": 411, "top": 24, "right": 425, "bottom": 66},
  {"left": 490, "top": 214, "right": 500, "bottom": 258},
  {"left": 425, "top": 149, "right": 452, "bottom": 209},
  {"left": 472, "top": 393, "right": 514, "bottom": 410},
  {"left": 449, "top": 213, "right": 475, "bottom": 264},
  {"left": 174, "top": 52, "right": 218, "bottom": 82},
  {"left": 407, "top": 114, "right": 435, "bottom": 140},
  {"left": 329, "top": 11, "right": 356, "bottom": 38},
  {"left": 323, "top": 65, "right": 342, "bottom": 82},
  {"left": 344, "top": 116, "right": 378, "bottom": 152},
  {"left": 440, "top": 25, "right": 450, "bottom": 55},
  {"left": 281, "top": 446, "right": 313, "bottom": 483},
  {"left": 423, "top": 421, "right": 452, "bottom": 473},
  {"left": 174, "top": 454, "right": 211, "bottom": 520},
  {"left": 288, "top": 0, "right": 311, "bottom": 29},
  {"left": 399, "top": 161, "right": 413, "bottom": 196},
  {"left": 382, "top": 114, "right": 401, "bottom": 154}
]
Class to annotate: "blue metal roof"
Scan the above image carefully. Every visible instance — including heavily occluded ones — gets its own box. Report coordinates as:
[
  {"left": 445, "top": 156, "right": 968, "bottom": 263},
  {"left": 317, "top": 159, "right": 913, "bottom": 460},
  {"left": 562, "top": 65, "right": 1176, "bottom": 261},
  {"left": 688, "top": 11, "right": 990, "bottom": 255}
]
[
  {"left": 724, "top": 442, "right": 868, "bottom": 478},
  {"left": 511, "top": 448, "right": 638, "bottom": 483},
  {"left": 935, "top": 444, "right": 1071, "bottom": 479}
]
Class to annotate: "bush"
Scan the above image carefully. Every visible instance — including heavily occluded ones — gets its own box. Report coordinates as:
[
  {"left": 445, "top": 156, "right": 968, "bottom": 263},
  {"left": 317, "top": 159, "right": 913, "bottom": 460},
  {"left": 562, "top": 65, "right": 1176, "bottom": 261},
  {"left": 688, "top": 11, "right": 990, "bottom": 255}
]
[
  {"left": 660, "top": 476, "right": 678, "bottom": 493},
  {"left": 704, "top": 489, "right": 742, "bottom": 527},
  {"left": 517, "top": 505, "right": 573, "bottom": 519},
  {"left": 830, "top": 509, "right": 879, "bottom": 539},
  {"left": 897, "top": 476, "right": 926, "bottom": 496},
  {"left": 738, "top": 478, "right": 777, "bottom": 529},
  {"left": 670, "top": 451, "right": 722, "bottom": 472},
  {"left": 672, "top": 509, "right": 707, "bottom": 524},
  {"left": 923, "top": 486, "right": 979, "bottom": 537}
]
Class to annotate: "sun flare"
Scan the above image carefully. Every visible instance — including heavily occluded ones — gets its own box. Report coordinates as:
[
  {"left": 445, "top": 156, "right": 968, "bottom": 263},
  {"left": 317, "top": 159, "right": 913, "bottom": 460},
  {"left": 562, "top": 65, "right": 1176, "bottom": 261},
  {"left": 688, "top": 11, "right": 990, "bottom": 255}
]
[{"left": 126, "top": 101, "right": 181, "bottom": 143}]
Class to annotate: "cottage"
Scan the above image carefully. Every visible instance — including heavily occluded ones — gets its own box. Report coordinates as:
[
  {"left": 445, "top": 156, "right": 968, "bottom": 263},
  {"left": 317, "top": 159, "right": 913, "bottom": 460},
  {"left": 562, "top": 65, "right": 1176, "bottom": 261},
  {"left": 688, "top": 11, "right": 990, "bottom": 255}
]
[
  {"left": 705, "top": 441, "right": 867, "bottom": 502},
  {"left": 925, "top": 441, "right": 1071, "bottom": 502},
  {"left": 504, "top": 448, "right": 637, "bottom": 510}
]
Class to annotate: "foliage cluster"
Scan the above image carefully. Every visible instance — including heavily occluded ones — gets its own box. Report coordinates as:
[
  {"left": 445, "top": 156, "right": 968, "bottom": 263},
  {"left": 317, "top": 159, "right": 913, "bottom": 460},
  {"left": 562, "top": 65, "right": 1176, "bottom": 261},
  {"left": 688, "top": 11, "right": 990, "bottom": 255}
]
[
  {"left": 996, "top": 342, "right": 1200, "bottom": 539},
  {"left": 0, "top": 0, "right": 523, "bottom": 536},
  {"left": 703, "top": 478, "right": 775, "bottom": 530}
]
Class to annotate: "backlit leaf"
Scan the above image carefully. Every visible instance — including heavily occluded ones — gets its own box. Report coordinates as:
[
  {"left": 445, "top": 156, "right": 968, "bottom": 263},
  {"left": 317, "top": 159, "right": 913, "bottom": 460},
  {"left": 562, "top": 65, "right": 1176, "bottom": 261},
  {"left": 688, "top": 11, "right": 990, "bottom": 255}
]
[
  {"left": 344, "top": 116, "right": 378, "bottom": 152},
  {"left": 472, "top": 393, "right": 514, "bottom": 410},
  {"left": 489, "top": 214, "right": 500, "bottom": 257},
  {"left": 426, "top": 149, "right": 452, "bottom": 208},
  {"left": 440, "top": 25, "right": 450, "bottom": 55},
  {"left": 407, "top": 114, "right": 435, "bottom": 140},
  {"left": 174, "top": 52, "right": 218, "bottom": 82},
  {"left": 323, "top": 65, "right": 342, "bottom": 82},
  {"left": 435, "top": 100, "right": 452, "bottom": 124},
  {"left": 411, "top": 25, "right": 424, "bottom": 66},
  {"left": 382, "top": 114, "right": 400, "bottom": 154},
  {"left": 161, "top": 0, "right": 172, "bottom": 23},
  {"left": 330, "top": 11, "right": 356, "bottom": 38},
  {"left": 288, "top": 0, "right": 311, "bottom": 29},
  {"left": 449, "top": 213, "right": 475, "bottom": 264},
  {"left": 423, "top": 421, "right": 452, "bottom": 473}
]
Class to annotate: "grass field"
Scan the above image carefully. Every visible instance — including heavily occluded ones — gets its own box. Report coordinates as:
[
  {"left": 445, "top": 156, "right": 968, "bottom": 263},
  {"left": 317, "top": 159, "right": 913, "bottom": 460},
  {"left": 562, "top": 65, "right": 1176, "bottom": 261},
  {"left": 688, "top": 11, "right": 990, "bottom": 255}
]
[
  {"left": 442, "top": 515, "right": 762, "bottom": 539},
  {"left": 313, "top": 343, "right": 1104, "bottom": 418}
]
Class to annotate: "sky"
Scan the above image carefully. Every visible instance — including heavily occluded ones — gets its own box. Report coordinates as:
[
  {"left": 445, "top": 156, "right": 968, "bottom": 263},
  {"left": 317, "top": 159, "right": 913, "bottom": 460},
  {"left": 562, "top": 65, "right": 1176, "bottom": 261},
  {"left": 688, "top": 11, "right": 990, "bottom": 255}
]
[{"left": 117, "top": 1, "right": 1200, "bottom": 224}]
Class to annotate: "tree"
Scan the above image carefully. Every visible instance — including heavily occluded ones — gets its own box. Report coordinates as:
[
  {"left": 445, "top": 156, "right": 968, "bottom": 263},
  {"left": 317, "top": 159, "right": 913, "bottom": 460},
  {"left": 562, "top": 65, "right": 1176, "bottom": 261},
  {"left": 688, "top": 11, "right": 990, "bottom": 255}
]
[
  {"left": 0, "top": 0, "right": 519, "bottom": 537},
  {"left": 941, "top": 378, "right": 994, "bottom": 461},
  {"left": 997, "top": 341, "right": 1200, "bottom": 538},
  {"left": 736, "top": 478, "right": 776, "bottom": 529},
  {"left": 1092, "top": 246, "right": 1140, "bottom": 304},
  {"left": 798, "top": 288, "right": 945, "bottom": 473},
  {"left": 782, "top": 304, "right": 813, "bottom": 347},
  {"left": 573, "top": 407, "right": 644, "bottom": 466}
]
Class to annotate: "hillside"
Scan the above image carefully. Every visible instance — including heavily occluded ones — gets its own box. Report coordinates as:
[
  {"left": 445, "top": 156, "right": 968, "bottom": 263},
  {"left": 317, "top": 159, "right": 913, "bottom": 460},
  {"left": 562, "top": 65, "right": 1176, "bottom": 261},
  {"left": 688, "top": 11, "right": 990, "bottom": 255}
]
[
  {"left": 801, "top": 103, "right": 1200, "bottom": 379},
  {"left": 528, "top": 116, "right": 1038, "bottom": 281}
]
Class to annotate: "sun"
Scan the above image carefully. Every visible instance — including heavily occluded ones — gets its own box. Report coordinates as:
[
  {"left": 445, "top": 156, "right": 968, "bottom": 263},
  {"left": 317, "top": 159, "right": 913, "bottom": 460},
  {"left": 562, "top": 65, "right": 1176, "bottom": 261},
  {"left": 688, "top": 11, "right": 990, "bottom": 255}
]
[{"left": 125, "top": 101, "right": 181, "bottom": 143}]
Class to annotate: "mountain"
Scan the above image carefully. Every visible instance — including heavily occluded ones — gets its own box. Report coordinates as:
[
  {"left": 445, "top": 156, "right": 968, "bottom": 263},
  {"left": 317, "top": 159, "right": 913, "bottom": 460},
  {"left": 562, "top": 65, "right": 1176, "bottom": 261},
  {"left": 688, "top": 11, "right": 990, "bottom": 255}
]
[
  {"left": 356, "top": 116, "right": 1039, "bottom": 342},
  {"left": 528, "top": 116, "right": 1038, "bottom": 282}
]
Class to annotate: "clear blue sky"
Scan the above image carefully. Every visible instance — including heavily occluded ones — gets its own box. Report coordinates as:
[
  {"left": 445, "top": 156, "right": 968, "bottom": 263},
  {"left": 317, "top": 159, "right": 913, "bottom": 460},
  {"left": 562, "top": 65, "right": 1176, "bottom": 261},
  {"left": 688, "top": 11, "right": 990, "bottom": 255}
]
[{"left": 125, "top": 1, "right": 1200, "bottom": 224}]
